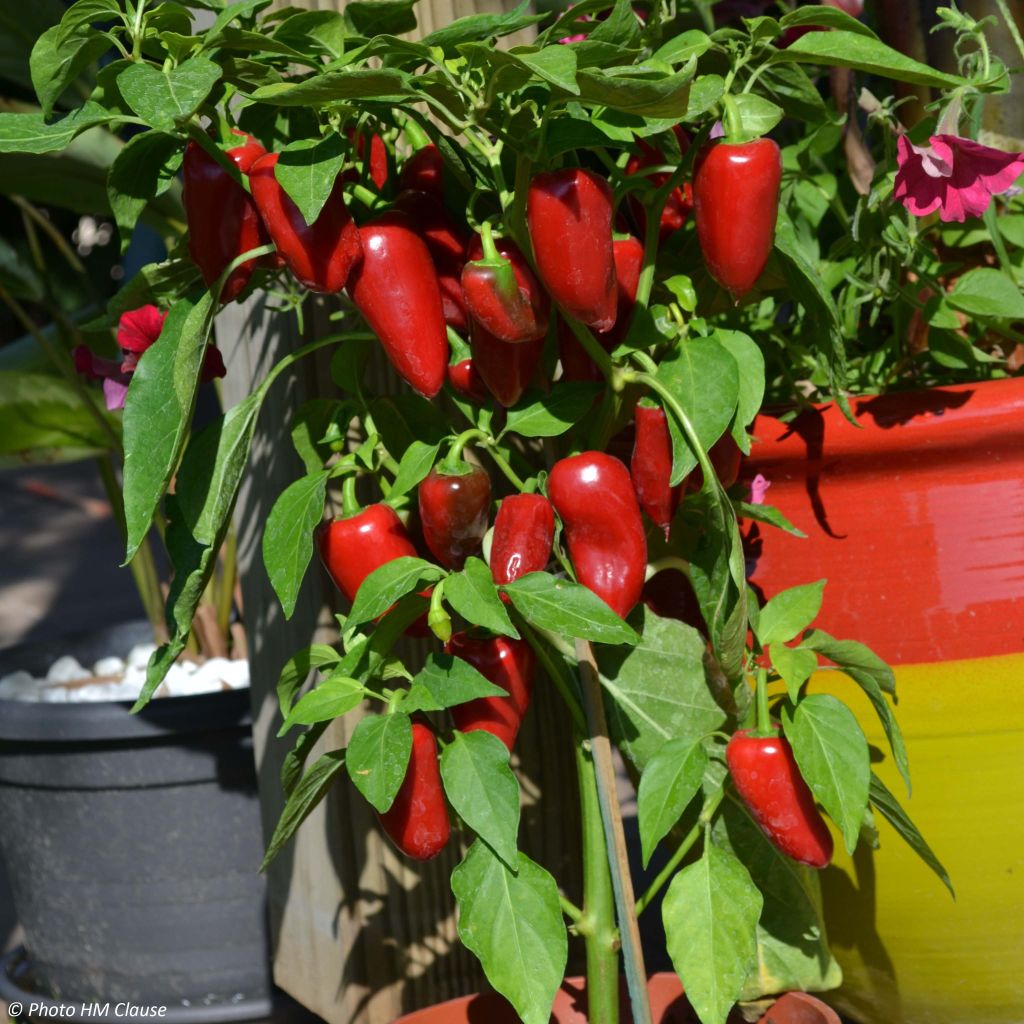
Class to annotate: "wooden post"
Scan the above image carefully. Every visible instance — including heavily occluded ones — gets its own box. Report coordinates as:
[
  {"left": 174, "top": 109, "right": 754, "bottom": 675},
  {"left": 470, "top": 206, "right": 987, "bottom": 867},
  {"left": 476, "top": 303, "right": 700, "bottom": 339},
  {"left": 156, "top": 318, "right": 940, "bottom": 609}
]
[{"left": 216, "top": 5, "right": 581, "bottom": 1021}]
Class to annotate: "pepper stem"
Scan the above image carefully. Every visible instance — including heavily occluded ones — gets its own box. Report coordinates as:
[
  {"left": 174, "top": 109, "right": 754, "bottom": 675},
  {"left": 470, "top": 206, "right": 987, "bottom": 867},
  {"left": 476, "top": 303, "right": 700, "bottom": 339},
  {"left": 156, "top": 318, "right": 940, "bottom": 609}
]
[
  {"left": 443, "top": 428, "right": 488, "bottom": 473},
  {"left": 754, "top": 667, "right": 773, "bottom": 737},
  {"left": 401, "top": 115, "right": 431, "bottom": 152},
  {"left": 722, "top": 93, "right": 745, "bottom": 144},
  {"left": 341, "top": 474, "right": 360, "bottom": 518},
  {"left": 479, "top": 220, "right": 503, "bottom": 263}
]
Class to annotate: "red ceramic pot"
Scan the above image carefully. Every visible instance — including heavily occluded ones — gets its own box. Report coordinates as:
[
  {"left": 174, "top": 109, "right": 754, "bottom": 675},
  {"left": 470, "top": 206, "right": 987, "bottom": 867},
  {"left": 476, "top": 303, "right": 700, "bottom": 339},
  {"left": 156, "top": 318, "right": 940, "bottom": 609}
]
[{"left": 745, "top": 377, "right": 1024, "bottom": 1024}]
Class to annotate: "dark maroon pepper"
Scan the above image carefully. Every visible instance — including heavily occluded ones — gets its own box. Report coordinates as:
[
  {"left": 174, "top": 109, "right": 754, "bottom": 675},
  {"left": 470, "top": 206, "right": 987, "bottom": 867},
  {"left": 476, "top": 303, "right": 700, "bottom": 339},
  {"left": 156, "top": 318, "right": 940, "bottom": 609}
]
[{"left": 418, "top": 464, "right": 492, "bottom": 569}]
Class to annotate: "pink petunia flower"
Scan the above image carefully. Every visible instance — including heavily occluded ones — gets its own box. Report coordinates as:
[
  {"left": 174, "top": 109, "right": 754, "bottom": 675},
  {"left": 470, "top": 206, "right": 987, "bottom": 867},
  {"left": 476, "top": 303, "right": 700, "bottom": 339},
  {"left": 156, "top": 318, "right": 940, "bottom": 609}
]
[
  {"left": 749, "top": 473, "right": 771, "bottom": 506},
  {"left": 893, "top": 134, "right": 1024, "bottom": 223},
  {"left": 75, "top": 304, "right": 225, "bottom": 411}
]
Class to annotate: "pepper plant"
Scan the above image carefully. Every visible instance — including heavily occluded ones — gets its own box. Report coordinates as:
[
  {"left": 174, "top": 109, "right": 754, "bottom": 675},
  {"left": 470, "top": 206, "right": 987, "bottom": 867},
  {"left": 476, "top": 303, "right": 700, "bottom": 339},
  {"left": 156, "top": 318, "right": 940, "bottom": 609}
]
[{"left": 9, "top": 1, "right": 1019, "bottom": 1021}]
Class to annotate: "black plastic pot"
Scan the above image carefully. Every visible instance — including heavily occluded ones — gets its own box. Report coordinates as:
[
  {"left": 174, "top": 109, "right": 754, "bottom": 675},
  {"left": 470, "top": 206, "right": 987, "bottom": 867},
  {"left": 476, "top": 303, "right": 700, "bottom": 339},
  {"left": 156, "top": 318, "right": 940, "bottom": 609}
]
[{"left": 0, "top": 686, "right": 272, "bottom": 1016}]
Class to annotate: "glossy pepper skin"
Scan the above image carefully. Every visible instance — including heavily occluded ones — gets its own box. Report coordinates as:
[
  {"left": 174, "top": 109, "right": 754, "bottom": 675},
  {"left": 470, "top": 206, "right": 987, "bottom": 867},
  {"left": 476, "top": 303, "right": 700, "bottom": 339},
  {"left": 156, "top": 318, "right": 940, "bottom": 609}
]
[
  {"left": 183, "top": 133, "right": 268, "bottom": 302},
  {"left": 345, "top": 128, "right": 389, "bottom": 190},
  {"left": 626, "top": 127, "right": 694, "bottom": 240},
  {"left": 631, "top": 402, "right": 681, "bottom": 538},
  {"left": 726, "top": 729, "right": 834, "bottom": 869},
  {"left": 548, "top": 452, "right": 647, "bottom": 619},
  {"left": 447, "top": 359, "right": 489, "bottom": 404},
  {"left": 558, "top": 235, "right": 643, "bottom": 381},
  {"left": 693, "top": 137, "right": 782, "bottom": 298},
  {"left": 463, "top": 234, "right": 549, "bottom": 344},
  {"left": 418, "top": 464, "right": 492, "bottom": 569},
  {"left": 379, "top": 721, "right": 450, "bottom": 861},
  {"left": 527, "top": 168, "right": 617, "bottom": 331},
  {"left": 491, "top": 494, "right": 555, "bottom": 588},
  {"left": 249, "top": 153, "right": 361, "bottom": 294},
  {"left": 470, "top": 321, "right": 544, "bottom": 408},
  {"left": 444, "top": 633, "right": 535, "bottom": 751},
  {"left": 399, "top": 144, "right": 443, "bottom": 195},
  {"left": 346, "top": 212, "right": 448, "bottom": 398}
]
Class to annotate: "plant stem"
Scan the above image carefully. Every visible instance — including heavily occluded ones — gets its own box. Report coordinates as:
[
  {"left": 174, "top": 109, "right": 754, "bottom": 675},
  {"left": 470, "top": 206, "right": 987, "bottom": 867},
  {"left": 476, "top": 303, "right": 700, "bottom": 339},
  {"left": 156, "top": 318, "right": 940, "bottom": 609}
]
[{"left": 993, "top": 0, "right": 1024, "bottom": 65}]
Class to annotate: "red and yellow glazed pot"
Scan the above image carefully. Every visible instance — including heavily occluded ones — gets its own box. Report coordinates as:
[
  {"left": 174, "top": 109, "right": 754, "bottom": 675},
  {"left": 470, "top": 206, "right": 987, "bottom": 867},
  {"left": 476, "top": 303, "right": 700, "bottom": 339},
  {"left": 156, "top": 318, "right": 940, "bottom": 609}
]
[{"left": 745, "top": 377, "right": 1024, "bottom": 1024}]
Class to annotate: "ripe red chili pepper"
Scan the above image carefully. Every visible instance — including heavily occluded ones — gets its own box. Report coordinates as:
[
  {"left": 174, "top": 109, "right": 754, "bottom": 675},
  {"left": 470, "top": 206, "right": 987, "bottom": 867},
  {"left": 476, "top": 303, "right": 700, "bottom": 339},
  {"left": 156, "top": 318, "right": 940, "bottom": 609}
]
[
  {"left": 418, "top": 464, "right": 492, "bottom": 570},
  {"left": 444, "top": 633, "right": 535, "bottom": 751},
  {"left": 393, "top": 189, "right": 470, "bottom": 332},
  {"left": 726, "top": 729, "right": 834, "bottom": 869},
  {"left": 491, "top": 494, "right": 555, "bottom": 589},
  {"left": 447, "top": 358, "right": 489, "bottom": 404},
  {"left": 631, "top": 401, "right": 681, "bottom": 538},
  {"left": 346, "top": 212, "right": 448, "bottom": 398},
  {"left": 183, "top": 132, "right": 268, "bottom": 302},
  {"left": 379, "top": 720, "right": 450, "bottom": 861},
  {"left": 463, "top": 228, "right": 549, "bottom": 344},
  {"left": 399, "top": 144, "right": 443, "bottom": 195},
  {"left": 527, "top": 167, "right": 617, "bottom": 331},
  {"left": 470, "top": 322, "right": 544, "bottom": 408},
  {"left": 345, "top": 128, "right": 389, "bottom": 190},
  {"left": 626, "top": 127, "right": 694, "bottom": 240},
  {"left": 249, "top": 153, "right": 361, "bottom": 294},
  {"left": 693, "top": 137, "right": 782, "bottom": 299},
  {"left": 547, "top": 452, "right": 647, "bottom": 619},
  {"left": 688, "top": 433, "right": 743, "bottom": 491}
]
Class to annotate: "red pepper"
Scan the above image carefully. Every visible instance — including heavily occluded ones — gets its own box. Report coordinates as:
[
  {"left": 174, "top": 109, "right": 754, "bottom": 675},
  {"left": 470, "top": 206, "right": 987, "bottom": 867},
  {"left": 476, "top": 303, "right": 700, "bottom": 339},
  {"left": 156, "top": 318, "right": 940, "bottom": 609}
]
[
  {"left": 491, "top": 494, "right": 555, "bottom": 589},
  {"left": 547, "top": 452, "right": 647, "bottom": 619},
  {"left": 688, "top": 433, "right": 742, "bottom": 491},
  {"left": 418, "top": 464, "right": 492, "bottom": 570},
  {"left": 248, "top": 153, "right": 362, "bottom": 294},
  {"left": 346, "top": 212, "right": 448, "bottom": 399},
  {"left": 444, "top": 633, "right": 535, "bottom": 751},
  {"left": 399, "top": 144, "right": 443, "bottom": 195},
  {"left": 394, "top": 189, "right": 470, "bottom": 332},
  {"left": 626, "top": 127, "right": 694, "bottom": 240},
  {"left": 463, "top": 228, "right": 549, "bottom": 344},
  {"left": 527, "top": 167, "right": 617, "bottom": 331},
  {"left": 447, "top": 358, "right": 489, "bottom": 404},
  {"left": 470, "top": 321, "right": 545, "bottom": 408},
  {"left": 726, "top": 729, "right": 834, "bottom": 869},
  {"left": 558, "top": 235, "right": 643, "bottom": 380},
  {"left": 183, "top": 132, "right": 268, "bottom": 303},
  {"left": 345, "top": 128, "right": 389, "bottom": 191},
  {"left": 379, "top": 720, "right": 450, "bottom": 861},
  {"left": 631, "top": 401, "right": 681, "bottom": 538},
  {"left": 692, "top": 137, "right": 782, "bottom": 298}
]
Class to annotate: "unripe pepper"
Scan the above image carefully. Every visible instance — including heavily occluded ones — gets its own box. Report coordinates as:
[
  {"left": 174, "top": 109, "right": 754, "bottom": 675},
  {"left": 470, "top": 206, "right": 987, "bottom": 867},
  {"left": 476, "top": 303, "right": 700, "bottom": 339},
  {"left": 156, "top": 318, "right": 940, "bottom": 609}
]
[
  {"left": 693, "top": 137, "right": 782, "bottom": 298},
  {"left": 491, "top": 493, "right": 555, "bottom": 589},
  {"left": 726, "top": 729, "right": 834, "bottom": 869},
  {"left": 379, "top": 720, "right": 450, "bottom": 861},
  {"left": 346, "top": 212, "right": 448, "bottom": 398},
  {"left": 447, "top": 358, "right": 489, "bottom": 404},
  {"left": 527, "top": 168, "right": 617, "bottom": 331},
  {"left": 548, "top": 452, "right": 647, "bottom": 619},
  {"left": 399, "top": 144, "right": 444, "bottom": 195},
  {"left": 470, "top": 321, "right": 544, "bottom": 408},
  {"left": 249, "top": 152, "right": 362, "bottom": 294},
  {"left": 418, "top": 463, "right": 492, "bottom": 570},
  {"left": 444, "top": 633, "right": 535, "bottom": 751},
  {"left": 626, "top": 127, "right": 694, "bottom": 240},
  {"left": 631, "top": 401, "right": 681, "bottom": 537},
  {"left": 183, "top": 132, "right": 268, "bottom": 303},
  {"left": 463, "top": 227, "right": 549, "bottom": 343}
]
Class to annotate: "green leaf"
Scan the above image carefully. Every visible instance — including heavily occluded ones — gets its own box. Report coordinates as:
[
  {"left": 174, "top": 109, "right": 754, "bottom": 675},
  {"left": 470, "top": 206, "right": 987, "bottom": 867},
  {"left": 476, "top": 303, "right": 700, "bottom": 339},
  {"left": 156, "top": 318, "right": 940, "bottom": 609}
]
[
  {"left": 122, "top": 291, "right": 214, "bottom": 563},
  {"left": 343, "top": 0, "right": 419, "bottom": 36},
  {"left": 735, "top": 501, "right": 806, "bottom": 538},
  {"left": 281, "top": 722, "right": 329, "bottom": 796},
  {"left": 769, "top": 643, "right": 819, "bottom": 702},
  {"left": 260, "top": 749, "right": 345, "bottom": 871},
  {"left": 652, "top": 29, "right": 711, "bottom": 65},
  {"left": 504, "top": 383, "right": 602, "bottom": 438},
  {"left": 756, "top": 580, "right": 825, "bottom": 646},
  {"left": 346, "top": 712, "right": 413, "bottom": 813},
  {"left": 278, "top": 669, "right": 365, "bottom": 735},
  {"left": 57, "top": 0, "right": 122, "bottom": 45},
  {"left": 422, "top": 0, "right": 545, "bottom": 50},
  {"left": 107, "top": 130, "right": 184, "bottom": 252},
  {"left": 403, "top": 653, "right": 506, "bottom": 714},
  {"left": 205, "top": 0, "right": 272, "bottom": 41},
  {"left": 511, "top": 44, "right": 580, "bottom": 94},
  {"left": 637, "top": 736, "right": 708, "bottom": 867},
  {"left": 575, "top": 59, "right": 697, "bottom": 118},
  {"left": 686, "top": 74, "right": 725, "bottom": 118},
  {"left": 599, "top": 607, "right": 726, "bottom": 771},
  {"left": 346, "top": 556, "right": 445, "bottom": 629},
  {"left": 730, "top": 93, "right": 783, "bottom": 140},
  {"left": 274, "top": 132, "right": 347, "bottom": 226},
  {"left": 30, "top": 23, "right": 110, "bottom": 119},
  {"left": 444, "top": 557, "right": 519, "bottom": 638},
  {"left": 502, "top": 571, "right": 639, "bottom": 646},
  {"left": 262, "top": 470, "right": 330, "bottom": 620},
  {"left": 117, "top": 56, "right": 223, "bottom": 131},
  {"left": 663, "top": 842, "right": 763, "bottom": 1024},
  {"left": 779, "top": 5, "right": 877, "bottom": 37},
  {"left": 587, "top": 0, "right": 642, "bottom": 49},
  {"left": 869, "top": 772, "right": 953, "bottom": 897},
  {"left": 291, "top": 398, "right": 348, "bottom": 474},
  {"left": 275, "top": 643, "right": 341, "bottom": 719},
  {"left": 441, "top": 731, "right": 520, "bottom": 868},
  {"left": 388, "top": 440, "right": 440, "bottom": 501},
  {"left": 452, "top": 841, "right": 567, "bottom": 1024},
  {"left": 946, "top": 268, "right": 1024, "bottom": 321},
  {"left": 656, "top": 336, "right": 740, "bottom": 484},
  {"left": 772, "top": 29, "right": 965, "bottom": 88},
  {"left": 0, "top": 102, "right": 119, "bottom": 154},
  {"left": 271, "top": 9, "right": 346, "bottom": 59},
  {"left": 248, "top": 68, "right": 409, "bottom": 105},
  {"left": 782, "top": 694, "right": 870, "bottom": 853},
  {"left": 713, "top": 330, "right": 764, "bottom": 454}
]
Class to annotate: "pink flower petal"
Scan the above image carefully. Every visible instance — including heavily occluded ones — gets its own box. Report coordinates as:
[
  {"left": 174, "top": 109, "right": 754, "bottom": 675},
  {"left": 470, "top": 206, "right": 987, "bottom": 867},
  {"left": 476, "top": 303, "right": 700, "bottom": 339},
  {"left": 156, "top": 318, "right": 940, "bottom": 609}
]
[
  {"left": 102, "top": 376, "right": 130, "bottom": 411},
  {"left": 749, "top": 473, "right": 771, "bottom": 506}
]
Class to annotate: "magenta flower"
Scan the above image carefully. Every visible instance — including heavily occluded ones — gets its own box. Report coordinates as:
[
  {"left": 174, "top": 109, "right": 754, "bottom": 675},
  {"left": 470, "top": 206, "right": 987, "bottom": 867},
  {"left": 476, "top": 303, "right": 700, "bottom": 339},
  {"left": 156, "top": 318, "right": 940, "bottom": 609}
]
[
  {"left": 74, "top": 305, "right": 225, "bottom": 411},
  {"left": 893, "top": 134, "right": 1024, "bottom": 223},
  {"left": 749, "top": 473, "right": 771, "bottom": 506}
]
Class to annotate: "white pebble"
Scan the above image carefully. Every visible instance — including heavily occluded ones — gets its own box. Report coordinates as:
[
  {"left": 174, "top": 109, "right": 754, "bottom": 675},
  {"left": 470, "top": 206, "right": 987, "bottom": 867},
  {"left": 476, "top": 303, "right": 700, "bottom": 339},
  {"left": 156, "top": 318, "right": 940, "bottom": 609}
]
[
  {"left": 93, "top": 656, "right": 125, "bottom": 677},
  {"left": 46, "top": 656, "right": 89, "bottom": 684},
  {"left": 0, "top": 671, "right": 38, "bottom": 700},
  {"left": 126, "top": 643, "right": 157, "bottom": 670},
  {"left": 40, "top": 685, "right": 71, "bottom": 702}
]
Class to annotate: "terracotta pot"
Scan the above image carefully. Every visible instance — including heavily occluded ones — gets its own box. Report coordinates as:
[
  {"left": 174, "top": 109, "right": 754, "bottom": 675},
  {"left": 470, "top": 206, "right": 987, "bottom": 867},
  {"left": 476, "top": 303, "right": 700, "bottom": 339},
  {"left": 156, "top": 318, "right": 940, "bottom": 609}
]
[
  {"left": 393, "top": 973, "right": 839, "bottom": 1023},
  {"left": 745, "top": 377, "right": 1024, "bottom": 1024}
]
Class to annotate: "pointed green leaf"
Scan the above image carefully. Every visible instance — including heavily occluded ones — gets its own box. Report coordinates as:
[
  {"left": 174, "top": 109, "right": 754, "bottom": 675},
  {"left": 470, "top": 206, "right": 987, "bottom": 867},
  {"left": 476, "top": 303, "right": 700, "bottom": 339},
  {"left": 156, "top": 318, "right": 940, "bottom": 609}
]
[
  {"left": 403, "top": 653, "right": 506, "bottom": 713},
  {"left": 756, "top": 580, "right": 825, "bottom": 646},
  {"left": 346, "top": 556, "right": 446, "bottom": 629},
  {"left": 637, "top": 736, "right": 708, "bottom": 866},
  {"left": 346, "top": 712, "right": 413, "bottom": 813},
  {"left": 445, "top": 557, "right": 519, "bottom": 638}
]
